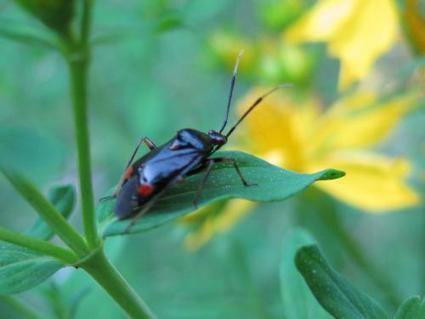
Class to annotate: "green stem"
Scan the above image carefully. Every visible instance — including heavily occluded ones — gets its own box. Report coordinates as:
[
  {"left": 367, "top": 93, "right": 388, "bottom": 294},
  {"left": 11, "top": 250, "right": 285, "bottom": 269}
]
[
  {"left": 0, "top": 169, "right": 89, "bottom": 256},
  {"left": 67, "top": 53, "right": 98, "bottom": 249},
  {"left": 60, "top": 0, "right": 97, "bottom": 249},
  {"left": 81, "top": 0, "right": 93, "bottom": 44},
  {"left": 64, "top": 0, "right": 98, "bottom": 249},
  {"left": 0, "top": 226, "right": 78, "bottom": 264},
  {"left": 0, "top": 295, "right": 45, "bottom": 319},
  {"left": 81, "top": 249, "right": 157, "bottom": 319}
]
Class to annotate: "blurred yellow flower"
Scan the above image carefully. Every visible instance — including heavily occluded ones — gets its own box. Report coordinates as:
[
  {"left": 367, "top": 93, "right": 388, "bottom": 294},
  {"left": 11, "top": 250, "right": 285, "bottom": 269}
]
[
  {"left": 209, "top": 31, "right": 256, "bottom": 72},
  {"left": 184, "top": 199, "right": 253, "bottom": 251},
  {"left": 236, "top": 88, "right": 419, "bottom": 210},
  {"left": 208, "top": 30, "right": 317, "bottom": 87},
  {"left": 285, "top": 0, "right": 399, "bottom": 90},
  {"left": 184, "top": 88, "right": 420, "bottom": 250}
]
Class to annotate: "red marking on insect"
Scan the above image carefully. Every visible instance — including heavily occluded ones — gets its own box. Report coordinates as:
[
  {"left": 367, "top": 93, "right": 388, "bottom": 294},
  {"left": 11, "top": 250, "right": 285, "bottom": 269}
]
[
  {"left": 138, "top": 183, "right": 154, "bottom": 196},
  {"left": 123, "top": 167, "right": 134, "bottom": 180}
]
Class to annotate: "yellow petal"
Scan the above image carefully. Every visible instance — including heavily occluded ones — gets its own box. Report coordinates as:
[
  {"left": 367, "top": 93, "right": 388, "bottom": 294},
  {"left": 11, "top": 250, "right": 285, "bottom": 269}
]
[
  {"left": 330, "top": 0, "right": 399, "bottom": 89},
  {"left": 285, "top": 0, "right": 399, "bottom": 90},
  {"left": 309, "top": 92, "right": 418, "bottom": 157},
  {"left": 285, "top": 0, "right": 357, "bottom": 42},
  {"left": 209, "top": 31, "right": 255, "bottom": 72},
  {"left": 184, "top": 200, "right": 254, "bottom": 251},
  {"left": 234, "top": 88, "right": 320, "bottom": 171},
  {"left": 311, "top": 152, "right": 420, "bottom": 212}
]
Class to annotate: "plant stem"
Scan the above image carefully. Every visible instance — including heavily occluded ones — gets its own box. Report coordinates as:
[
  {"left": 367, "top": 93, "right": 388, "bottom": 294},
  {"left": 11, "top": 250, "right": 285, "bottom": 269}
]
[
  {"left": 81, "top": 249, "right": 157, "bottom": 319},
  {"left": 63, "top": 3, "right": 156, "bottom": 318},
  {"left": 0, "top": 169, "right": 89, "bottom": 256},
  {"left": 61, "top": 0, "right": 98, "bottom": 249},
  {"left": 0, "top": 226, "right": 78, "bottom": 264},
  {"left": 67, "top": 53, "right": 98, "bottom": 249},
  {"left": 65, "top": 0, "right": 98, "bottom": 249},
  {"left": 0, "top": 295, "right": 45, "bottom": 319},
  {"left": 81, "top": 0, "right": 93, "bottom": 44}
]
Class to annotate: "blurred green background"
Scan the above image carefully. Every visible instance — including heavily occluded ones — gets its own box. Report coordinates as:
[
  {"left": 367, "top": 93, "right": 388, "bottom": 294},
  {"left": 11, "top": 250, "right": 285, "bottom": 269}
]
[{"left": 1, "top": 0, "right": 425, "bottom": 318}]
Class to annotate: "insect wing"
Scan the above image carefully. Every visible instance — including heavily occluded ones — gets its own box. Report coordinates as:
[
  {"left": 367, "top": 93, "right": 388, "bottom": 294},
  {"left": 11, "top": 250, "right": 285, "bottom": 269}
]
[
  {"left": 140, "top": 147, "right": 204, "bottom": 184},
  {"left": 115, "top": 174, "right": 140, "bottom": 219}
]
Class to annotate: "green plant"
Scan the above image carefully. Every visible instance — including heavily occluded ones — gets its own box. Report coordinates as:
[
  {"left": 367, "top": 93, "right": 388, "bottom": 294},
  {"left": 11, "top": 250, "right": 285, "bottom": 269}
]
[
  {"left": 0, "top": 1, "right": 345, "bottom": 318},
  {"left": 296, "top": 243, "right": 425, "bottom": 319}
]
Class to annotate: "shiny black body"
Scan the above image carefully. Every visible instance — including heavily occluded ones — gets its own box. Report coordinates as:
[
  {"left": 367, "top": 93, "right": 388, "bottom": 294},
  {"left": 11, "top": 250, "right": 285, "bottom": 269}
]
[{"left": 115, "top": 128, "right": 222, "bottom": 219}]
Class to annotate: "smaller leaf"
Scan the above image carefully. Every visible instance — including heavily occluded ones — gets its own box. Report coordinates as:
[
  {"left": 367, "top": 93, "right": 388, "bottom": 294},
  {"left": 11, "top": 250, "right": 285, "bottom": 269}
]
[
  {"left": 0, "top": 242, "right": 64, "bottom": 294},
  {"left": 394, "top": 296, "right": 425, "bottom": 319},
  {"left": 280, "top": 228, "right": 332, "bottom": 319},
  {"left": 296, "top": 245, "right": 388, "bottom": 319},
  {"left": 0, "top": 165, "right": 87, "bottom": 256},
  {"left": 0, "top": 25, "right": 57, "bottom": 49},
  {"left": 27, "top": 185, "right": 75, "bottom": 240}
]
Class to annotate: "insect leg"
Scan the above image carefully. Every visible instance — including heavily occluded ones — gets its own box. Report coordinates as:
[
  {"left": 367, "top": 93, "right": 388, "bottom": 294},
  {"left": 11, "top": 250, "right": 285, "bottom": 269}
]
[
  {"left": 191, "top": 157, "right": 256, "bottom": 208},
  {"left": 101, "top": 137, "right": 158, "bottom": 202},
  {"left": 125, "top": 136, "right": 157, "bottom": 169},
  {"left": 212, "top": 157, "right": 256, "bottom": 187},
  {"left": 142, "top": 137, "right": 157, "bottom": 150},
  {"left": 192, "top": 159, "right": 215, "bottom": 208}
]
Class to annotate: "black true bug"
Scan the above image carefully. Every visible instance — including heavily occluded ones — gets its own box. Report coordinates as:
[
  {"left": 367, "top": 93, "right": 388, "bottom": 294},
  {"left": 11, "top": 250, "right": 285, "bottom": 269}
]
[{"left": 111, "top": 52, "right": 288, "bottom": 231}]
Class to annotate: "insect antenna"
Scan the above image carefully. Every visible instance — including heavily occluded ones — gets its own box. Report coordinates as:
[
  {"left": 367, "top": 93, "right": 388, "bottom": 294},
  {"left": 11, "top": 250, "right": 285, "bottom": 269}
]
[
  {"left": 218, "top": 50, "right": 244, "bottom": 134},
  {"left": 225, "top": 84, "right": 292, "bottom": 138}
]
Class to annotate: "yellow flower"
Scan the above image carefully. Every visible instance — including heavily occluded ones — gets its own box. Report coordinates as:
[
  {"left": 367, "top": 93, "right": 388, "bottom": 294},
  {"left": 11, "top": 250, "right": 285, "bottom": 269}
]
[
  {"left": 236, "top": 88, "right": 420, "bottom": 210},
  {"left": 184, "top": 88, "right": 420, "bottom": 250},
  {"left": 184, "top": 199, "right": 254, "bottom": 251},
  {"left": 285, "top": 0, "right": 399, "bottom": 90}
]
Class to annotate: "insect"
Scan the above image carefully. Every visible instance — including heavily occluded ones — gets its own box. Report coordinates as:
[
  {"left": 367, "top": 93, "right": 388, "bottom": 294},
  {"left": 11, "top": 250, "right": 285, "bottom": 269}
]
[{"left": 112, "top": 52, "right": 288, "bottom": 231}]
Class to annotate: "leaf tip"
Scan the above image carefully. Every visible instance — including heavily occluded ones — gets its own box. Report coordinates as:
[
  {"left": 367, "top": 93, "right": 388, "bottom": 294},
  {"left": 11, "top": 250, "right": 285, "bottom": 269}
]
[
  {"left": 295, "top": 244, "right": 320, "bottom": 271},
  {"left": 318, "top": 169, "right": 346, "bottom": 181}
]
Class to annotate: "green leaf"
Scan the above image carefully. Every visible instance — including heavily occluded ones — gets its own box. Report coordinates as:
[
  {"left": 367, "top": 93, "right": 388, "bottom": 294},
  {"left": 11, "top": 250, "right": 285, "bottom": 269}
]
[
  {"left": 13, "top": 0, "right": 75, "bottom": 34},
  {"left": 280, "top": 229, "right": 332, "bottom": 319},
  {"left": 98, "top": 151, "right": 345, "bottom": 236},
  {"left": 394, "top": 296, "right": 425, "bottom": 319},
  {"left": 0, "top": 166, "right": 88, "bottom": 255},
  {"left": 0, "top": 25, "right": 57, "bottom": 49},
  {"left": 296, "top": 245, "right": 388, "bottom": 319},
  {"left": 0, "top": 242, "right": 64, "bottom": 294},
  {"left": 27, "top": 185, "right": 75, "bottom": 240}
]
